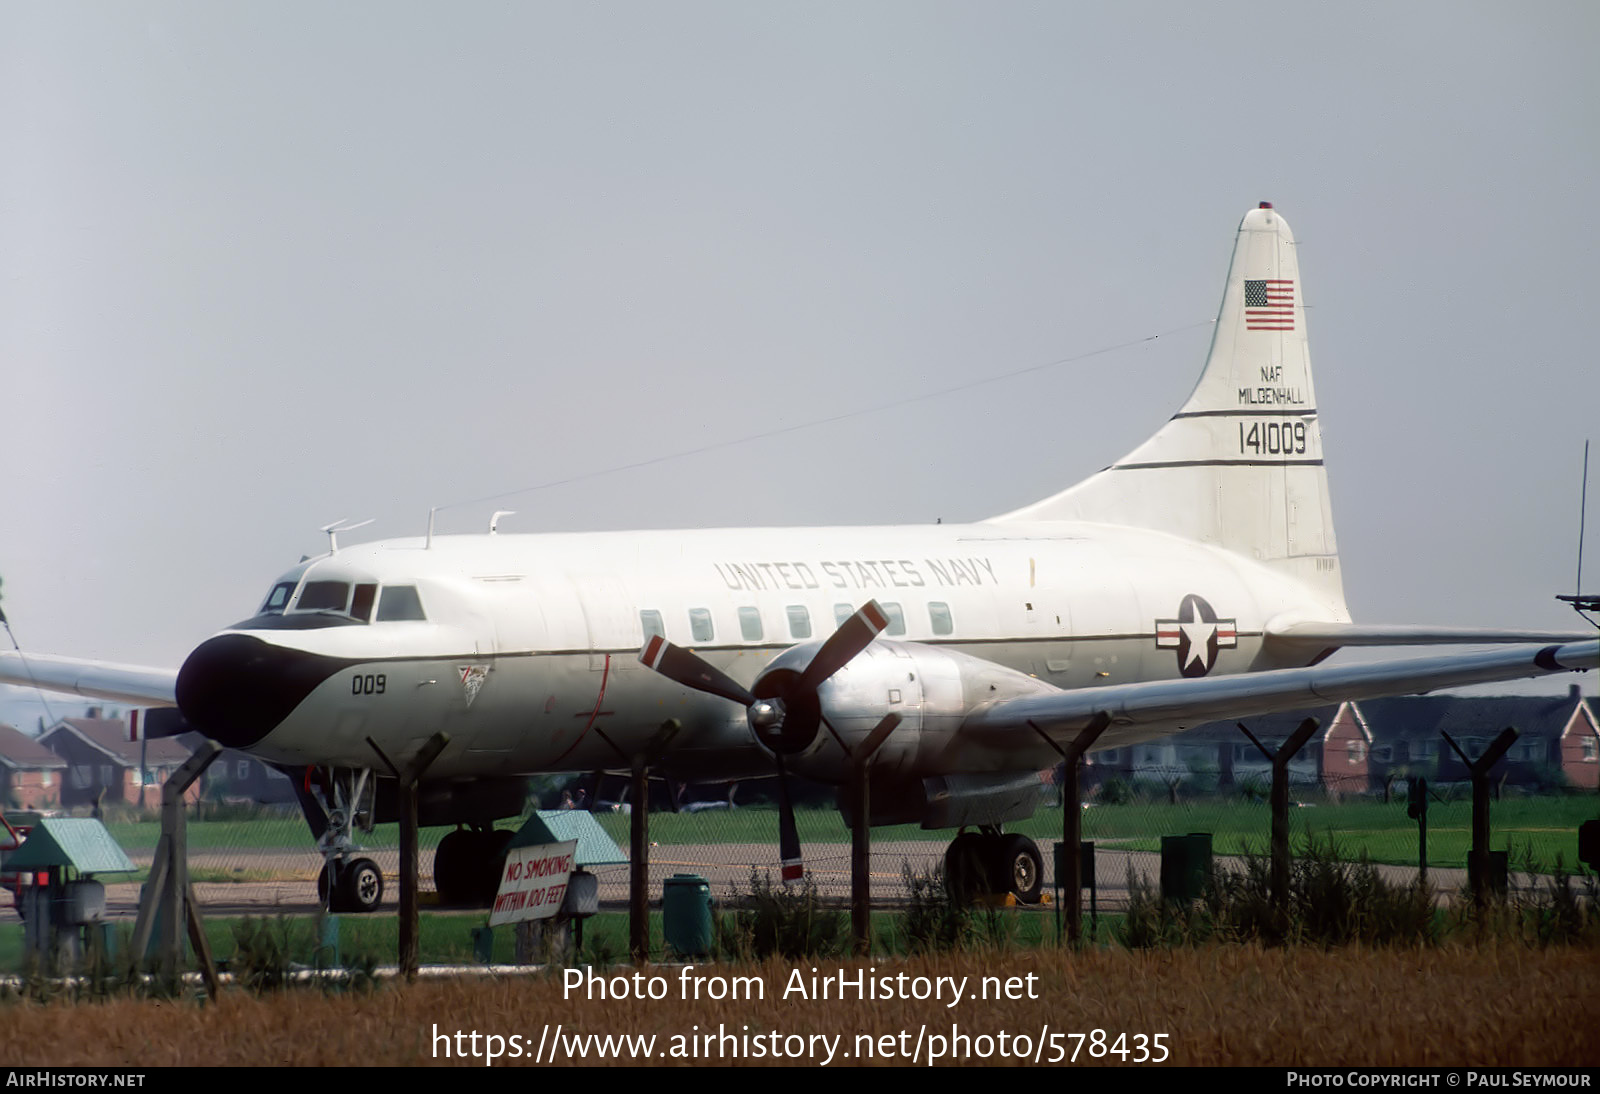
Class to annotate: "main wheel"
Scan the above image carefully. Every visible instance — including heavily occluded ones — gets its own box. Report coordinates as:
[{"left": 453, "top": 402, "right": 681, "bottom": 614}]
[
  {"left": 992, "top": 833, "right": 1044, "bottom": 904},
  {"left": 434, "top": 829, "right": 478, "bottom": 906},
  {"left": 944, "top": 832, "right": 987, "bottom": 904},
  {"left": 478, "top": 829, "right": 514, "bottom": 906},
  {"left": 340, "top": 857, "right": 384, "bottom": 913}
]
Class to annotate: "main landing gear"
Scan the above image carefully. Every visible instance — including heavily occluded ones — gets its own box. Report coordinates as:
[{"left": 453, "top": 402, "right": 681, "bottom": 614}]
[
  {"left": 433, "top": 826, "right": 512, "bottom": 907},
  {"left": 944, "top": 827, "right": 1044, "bottom": 905}
]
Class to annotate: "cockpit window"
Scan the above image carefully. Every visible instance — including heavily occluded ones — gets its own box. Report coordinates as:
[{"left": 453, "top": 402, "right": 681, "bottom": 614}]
[
  {"left": 350, "top": 584, "right": 377, "bottom": 622},
  {"left": 296, "top": 581, "right": 351, "bottom": 613},
  {"left": 258, "top": 582, "right": 296, "bottom": 616},
  {"left": 376, "top": 585, "right": 426, "bottom": 622}
]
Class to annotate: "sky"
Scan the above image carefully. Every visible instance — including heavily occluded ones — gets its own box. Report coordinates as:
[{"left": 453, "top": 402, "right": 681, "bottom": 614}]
[{"left": 2, "top": 2, "right": 1597, "bottom": 727}]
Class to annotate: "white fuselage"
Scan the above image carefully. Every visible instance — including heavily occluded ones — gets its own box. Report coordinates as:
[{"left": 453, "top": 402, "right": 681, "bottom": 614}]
[{"left": 224, "top": 519, "right": 1332, "bottom": 781}]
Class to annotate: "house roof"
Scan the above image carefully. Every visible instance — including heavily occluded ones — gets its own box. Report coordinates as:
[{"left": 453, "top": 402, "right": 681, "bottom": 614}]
[
  {"left": 1354, "top": 694, "right": 1580, "bottom": 742},
  {"left": 1174, "top": 705, "right": 1343, "bottom": 747},
  {"left": 41, "top": 718, "right": 192, "bottom": 766},
  {"left": 0, "top": 724, "right": 67, "bottom": 771}
]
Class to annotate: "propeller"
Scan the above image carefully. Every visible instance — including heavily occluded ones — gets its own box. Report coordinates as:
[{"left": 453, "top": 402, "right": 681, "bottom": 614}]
[{"left": 639, "top": 600, "right": 892, "bottom": 882}]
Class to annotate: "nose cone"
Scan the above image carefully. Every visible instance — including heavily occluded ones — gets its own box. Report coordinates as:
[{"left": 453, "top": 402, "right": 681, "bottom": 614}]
[{"left": 176, "top": 633, "right": 347, "bottom": 749}]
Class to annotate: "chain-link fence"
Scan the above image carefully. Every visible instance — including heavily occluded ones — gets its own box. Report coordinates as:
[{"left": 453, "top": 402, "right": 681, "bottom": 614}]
[{"left": 38, "top": 760, "right": 1588, "bottom": 931}]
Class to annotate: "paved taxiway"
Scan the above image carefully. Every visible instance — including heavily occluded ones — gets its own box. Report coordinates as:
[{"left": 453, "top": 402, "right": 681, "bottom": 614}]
[{"left": 47, "top": 841, "right": 1475, "bottom": 920}]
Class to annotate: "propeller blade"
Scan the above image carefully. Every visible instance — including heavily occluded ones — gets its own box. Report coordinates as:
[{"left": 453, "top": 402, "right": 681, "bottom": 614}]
[
  {"left": 797, "top": 600, "right": 889, "bottom": 693},
  {"left": 775, "top": 756, "right": 804, "bottom": 884},
  {"left": 640, "top": 635, "right": 756, "bottom": 707}
]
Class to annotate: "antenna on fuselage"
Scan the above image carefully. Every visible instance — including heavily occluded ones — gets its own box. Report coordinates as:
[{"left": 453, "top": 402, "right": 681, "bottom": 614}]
[
  {"left": 320, "top": 518, "right": 373, "bottom": 555},
  {"left": 426, "top": 507, "right": 437, "bottom": 550},
  {"left": 489, "top": 510, "right": 516, "bottom": 534}
]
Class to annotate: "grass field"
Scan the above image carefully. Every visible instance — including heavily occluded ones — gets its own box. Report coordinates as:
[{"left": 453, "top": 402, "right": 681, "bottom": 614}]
[
  {"left": 0, "top": 906, "right": 1074, "bottom": 973},
  {"left": 0, "top": 945, "right": 1593, "bottom": 1066},
  {"left": 93, "top": 795, "right": 1600, "bottom": 873}
]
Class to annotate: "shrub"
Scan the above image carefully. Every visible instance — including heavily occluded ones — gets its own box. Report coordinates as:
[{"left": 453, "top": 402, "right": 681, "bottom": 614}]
[{"left": 717, "top": 870, "right": 844, "bottom": 961}]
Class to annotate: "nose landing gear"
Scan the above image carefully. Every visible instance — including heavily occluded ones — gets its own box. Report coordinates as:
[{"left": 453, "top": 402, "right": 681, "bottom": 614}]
[{"left": 303, "top": 766, "right": 388, "bottom": 914}]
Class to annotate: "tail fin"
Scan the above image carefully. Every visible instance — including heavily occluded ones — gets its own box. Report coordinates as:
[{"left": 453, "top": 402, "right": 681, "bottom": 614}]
[{"left": 989, "top": 203, "right": 1347, "bottom": 614}]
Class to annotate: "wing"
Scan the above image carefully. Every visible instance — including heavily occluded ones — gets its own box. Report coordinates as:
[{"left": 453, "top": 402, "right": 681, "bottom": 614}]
[
  {"left": 949, "top": 640, "right": 1598, "bottom": 769},
  {"left": 0, "top": 651, "right": 178, "bottom": 706},
  {"left": 1265, "top": 620, "right": 1594, "bottom": 649}
]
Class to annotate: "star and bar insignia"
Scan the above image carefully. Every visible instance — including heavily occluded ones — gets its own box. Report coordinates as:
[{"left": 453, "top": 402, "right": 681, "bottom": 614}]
[{"left": 1155, "top": 594, "right": 1238, "bottom": 677}]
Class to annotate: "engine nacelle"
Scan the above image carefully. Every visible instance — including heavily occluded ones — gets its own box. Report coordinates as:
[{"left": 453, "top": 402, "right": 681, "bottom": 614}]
[{"left": 750, "top": 639, "right": 1060, "bottom": 785}]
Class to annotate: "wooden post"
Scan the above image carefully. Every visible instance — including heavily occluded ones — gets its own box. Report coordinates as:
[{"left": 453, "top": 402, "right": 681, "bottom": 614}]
[
  {"left": 847, "top": 714, "right": 900, "bottom": 957},
  {"left": 395, "top": 733, "right": 449, "bottom": 982},
  {"left": 133, "top": 741, "right": 219, "bottom": 996},
  {"left": 629, "top": 753, "right": 649, "bottom": 963},
  {"left": 1028, "top": 712, "right": 1109, "bottom": 945},
  {"left": 1443, "top": 727, "right": 1517, "bottom": 910},
  {"left": 850, "top": 772, "right": 870, "bottom": 956},
  {"left": 1238, "top": 718, "right": 1320, "bottom": 916}
]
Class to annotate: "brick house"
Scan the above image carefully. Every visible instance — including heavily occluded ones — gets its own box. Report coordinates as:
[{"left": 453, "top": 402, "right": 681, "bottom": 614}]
[
  {"left": 39, "top": 716, "right": 198, "bottom": 811},
  {"left": 1554, "top": 689, "right": 1598, "bottom": 790},
  {"left": 1127, "top": 689, "right": 1594, "bottom": 799},
  {"left": 0, "top": 724, "right": 67, "bottom": 812}
]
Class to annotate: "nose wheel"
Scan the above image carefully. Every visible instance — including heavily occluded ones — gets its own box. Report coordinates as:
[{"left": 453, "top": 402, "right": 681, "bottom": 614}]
[{"left": 318, "top": 856, "right": 385, "bottom": 914}]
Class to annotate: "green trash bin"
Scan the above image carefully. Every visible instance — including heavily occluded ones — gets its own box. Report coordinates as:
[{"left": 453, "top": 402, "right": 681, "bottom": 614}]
[{"left": 663, "top": 874, "right": 713, "bottom": 958}]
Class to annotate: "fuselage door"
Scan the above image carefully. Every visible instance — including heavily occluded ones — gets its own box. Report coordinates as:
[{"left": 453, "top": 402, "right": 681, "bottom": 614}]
[{"left": 573, "top": 575, "right": 639, "bottom": 671}]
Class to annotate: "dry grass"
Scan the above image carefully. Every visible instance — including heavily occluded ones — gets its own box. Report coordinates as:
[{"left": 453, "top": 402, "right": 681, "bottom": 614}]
[{"left": 2, "top": 945, "right": 1594, "bottom": 1066}]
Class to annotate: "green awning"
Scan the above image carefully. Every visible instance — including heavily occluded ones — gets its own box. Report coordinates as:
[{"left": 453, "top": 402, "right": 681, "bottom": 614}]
[
  {"left": 3, "top": 818, "right": 137, "bottom": 874},
  {"left": 506, "top": 810, "right": 626, "bottom": 866}
]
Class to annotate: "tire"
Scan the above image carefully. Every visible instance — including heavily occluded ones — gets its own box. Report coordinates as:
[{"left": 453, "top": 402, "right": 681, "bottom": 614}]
[
  {"left": 434, "top": 829, "right": 477, "bottom": 906},
  {"left": 339, "top": 857, "right": 384, "bottom": 914},
  {"left": 944, "top": 832, "right": 986, "bottom": 904},
  {"left": 479, "top": 829, "right": 514, "bottom": 906},
  {"left": 993, "top": 833, "right": 1044, "bottom": 904}
]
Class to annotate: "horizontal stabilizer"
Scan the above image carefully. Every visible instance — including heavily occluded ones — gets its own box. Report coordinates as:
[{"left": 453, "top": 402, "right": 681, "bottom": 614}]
[{"left": 0, "top": 652, "right": 178, "bottom": 707}]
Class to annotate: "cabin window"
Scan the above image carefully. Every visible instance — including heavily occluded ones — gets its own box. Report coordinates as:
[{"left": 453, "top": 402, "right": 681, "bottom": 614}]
[
  {"left": 640, "top": 610, "right": 665, "bottom": 641},
  {"left": 786, "top": 605, "right": 812, "bottom": 640},
  {"left": 882, "top": 602, "right": 906, "bottom": 636},
  {"left": 689, "top": 608, "right": 715, "bottom": 643},
  {"left": 258, "top": 582, "right": 295, "bottom": 616},
  {"left": 834, "top": 604, "right": 854, "bottom": 628},
  {"left": 738, "top": 606, "right": 763, "bottom": 642},
  {"left": 928, "top": 602, "right": 953, "bottom": 636},
  {"left": 376, "top": 585, "right": 427, "bottom": 622},
  {"left": 296, "top": 581, "right": 351, "bottom": 613}
]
